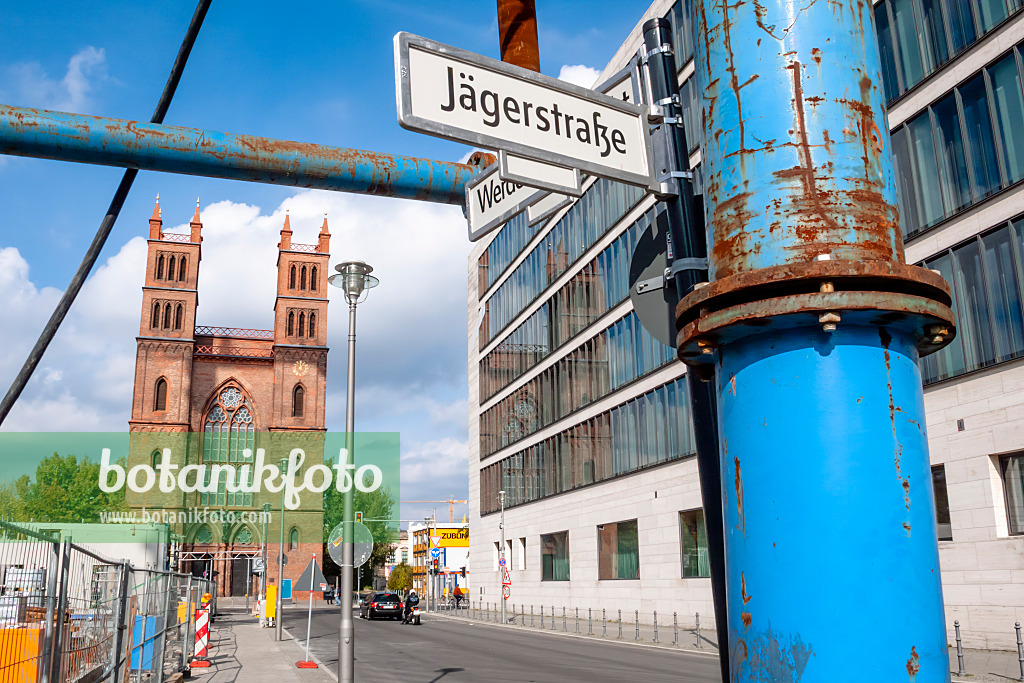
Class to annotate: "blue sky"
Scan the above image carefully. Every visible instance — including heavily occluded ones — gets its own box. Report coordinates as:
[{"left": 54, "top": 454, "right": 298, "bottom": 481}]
[{"left": 0, "top": 0, "right": 649, "bottom": 526}]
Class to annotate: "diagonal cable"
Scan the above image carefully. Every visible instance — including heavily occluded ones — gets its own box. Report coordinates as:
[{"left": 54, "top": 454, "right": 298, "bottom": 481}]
[{"left": 0, "top": 0, "right": 213, "bottom": 428}]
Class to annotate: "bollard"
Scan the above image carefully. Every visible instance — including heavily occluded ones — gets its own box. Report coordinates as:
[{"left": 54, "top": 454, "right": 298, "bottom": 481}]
[
  {"left": 531, "top": 604, "right": 535, "bottom": 627},
  {"left": 673, "top": 612, "right": 678, "bottom": 646},
  {"left": 635, "top": 610, "right": 640, "bottom": 641},
  {"left": 520, "top": 604, "right": 524, "bottom": 626},
  {"left": 541, "top": 605, "right": 544, "bottom": 629},
  {"left": 654, "top": 611, "right": 659, "bottom": 643},
  {"left": 552, "top": 606, "right": 555, "bottom": 630},
  {"left": 603, "top": 609, "right": 607, "bottom": 637},
  {"left": 1016, "top": 622, "right": 1024, "bottom": 682},
  {"left": 618, "top": 610, "right": 623, "bottom": 639},
  {"left": 696, "top": 611, "right": 702, "bottom": 648},
  {"left": 589, "top": 608, "right": 593, "bottom": 635},
  {"left": 576, "top": 607, "right": 579, "bottom": 633},
  {"left": 563, "top": 606, "right": 567, "bottom": 632},
  {"left": 955, "top": 620, "right": 965, "bottom": 675}
]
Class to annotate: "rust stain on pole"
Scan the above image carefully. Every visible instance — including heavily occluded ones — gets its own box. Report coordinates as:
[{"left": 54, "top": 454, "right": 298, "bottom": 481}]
[{"left": 497, "top": 0, "right": 541, "bottom": 72}]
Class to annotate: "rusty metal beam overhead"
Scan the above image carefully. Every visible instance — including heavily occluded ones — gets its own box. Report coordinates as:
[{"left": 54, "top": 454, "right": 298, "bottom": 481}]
[
  {"left": 0, "top": 104, "right": 476, "bottom": 205},
  {"left": 497, "top": 0, "right": 541, "bottom": 72}
]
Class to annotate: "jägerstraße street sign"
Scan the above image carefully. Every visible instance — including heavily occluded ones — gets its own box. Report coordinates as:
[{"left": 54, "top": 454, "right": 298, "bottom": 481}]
[
  {"left": 465, "top": 162, "right": 545, "bottom": 241},
  {"left": 395, "top": 32, "right": 657, "bottom": 191}
]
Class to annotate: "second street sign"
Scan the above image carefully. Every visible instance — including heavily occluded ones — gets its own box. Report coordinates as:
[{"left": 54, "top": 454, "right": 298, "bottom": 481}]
[{"left": 395, "top": 32, "right": 656, "bottom": 190}]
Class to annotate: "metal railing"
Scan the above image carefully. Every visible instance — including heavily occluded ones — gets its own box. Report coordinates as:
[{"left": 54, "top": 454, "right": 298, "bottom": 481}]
[
  {"left": 194, "top": 326, "right": 274, "bottom": 339},
  {"left": 0, "top": 519, "right": 214, "bottom": 682},
  {"left": 287, "top": 243, "right": 319, "bottom": 253},
  {"left": 158, "top": 232, "right": 193, "bottom": 243},
  {"left": 193, "top": 344, "right": 275, "bottom": 359}
]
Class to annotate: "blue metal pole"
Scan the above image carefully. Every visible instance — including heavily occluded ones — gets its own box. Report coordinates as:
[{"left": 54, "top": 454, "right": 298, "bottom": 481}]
[
  {"left": 676, "top": 0, "right": 957, "bottom": 679},
  {"left": 0, "top": 104, "right": 474, "bottom": 205}
]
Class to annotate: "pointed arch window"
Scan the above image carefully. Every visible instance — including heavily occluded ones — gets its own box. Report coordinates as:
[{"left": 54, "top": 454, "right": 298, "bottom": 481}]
[
  {"left": 178, "top": 256, "right": 187, "bottom": 281},
  {"left": 287, "top": 311, "right": 295, "bottom": 336},
  {"left": 289, "top": 527, "right": 299, "bottom": 550},
  {"left": 308, "top": 312, "right": 316, "bottom": 338},
  {"left": 154, "top": 378, "right": 167, "bottom": 411},
  {"left": 156, "top": 254, "right": 164, "bottom": 280},
  {"left": 300, "top": 265, "right": 307, "bottom": 290},
  {"left": 233, "top": 527, "right": 253, "bottom": 544},
  {"left": 151, "top": 450, "right": 162, "bottom": 470},
  {"left": 195, "top": 526, "right": 214, "bottom": 544},
  {"left": 290, "top": 265, "right": 296, "bottom": 289},
  {"left": 298, "top": 312, "right": 306, "bottom": 338},
  {"left": 201, "top": 385, "right": 255, "bottom": 507},
  {"left": 167, "top": 255, "right": 176, "bottom": 282},
  {"left": 174, "top": 304, "right": 183, "bottom": 330},
  {"left": 292, "top": 385, "right": 305, "bottom": 418},
  {"left": 163, "top": 303, "right": 172, "bottom": 329},
  {"left": 151, "top": 302, "right": 160, "bottom": 329},
  {"left": 310, "top": 266, "right": 317, "bottom": 291}
]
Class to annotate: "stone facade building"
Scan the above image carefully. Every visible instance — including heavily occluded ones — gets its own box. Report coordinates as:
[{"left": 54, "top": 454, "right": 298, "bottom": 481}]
[{"left": 127, "top": 200, "right": 330, "bottom": 599}]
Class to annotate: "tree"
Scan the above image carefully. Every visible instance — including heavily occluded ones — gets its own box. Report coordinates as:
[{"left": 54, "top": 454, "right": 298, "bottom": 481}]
[
  {"left": 323, "top": 481, "right": 398, "bottom": 577},
  {"left": 387, "top": 562, "right": 413, "bottom": 592},
  {"left": 13, "top": 453, "right": 127, "bottom": 523}
]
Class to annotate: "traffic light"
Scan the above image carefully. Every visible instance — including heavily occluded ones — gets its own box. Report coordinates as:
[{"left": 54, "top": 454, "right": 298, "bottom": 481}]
[
  {"left": 355, "top": 511, "right": 363, "bottom": 524},
  {"left": 432, "top": 558, "right": 439, "bottom": 574},
  {"left": 461, "top": 567, "right": 466, "bottom": 578}
]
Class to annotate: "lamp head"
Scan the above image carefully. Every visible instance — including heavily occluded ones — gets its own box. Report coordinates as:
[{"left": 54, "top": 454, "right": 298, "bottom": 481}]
[{"left": 329, "top": 260, "right": 379, "bottom": 304}]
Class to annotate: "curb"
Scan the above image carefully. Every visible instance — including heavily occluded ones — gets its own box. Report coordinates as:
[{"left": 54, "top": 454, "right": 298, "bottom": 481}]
[
  {"left": 427, "top": 610, "right": 720, "bottom": 657},
  {"left": 283, "top": 625, "right": 338, "bottom": 681}
]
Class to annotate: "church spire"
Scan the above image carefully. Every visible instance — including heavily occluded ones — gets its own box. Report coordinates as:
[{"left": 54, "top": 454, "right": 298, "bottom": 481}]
[
  {"left": 149, "top": 195, "right": 162, "bottom": 239},
  {"left": 189, "top": 197, "right": 203, "bottom": 242},
  {"left": 317, "top": 213, "right": 330, "bottom": 253},
  {"left": 279, "top": 210, "right": 293, "bottom": 251}
]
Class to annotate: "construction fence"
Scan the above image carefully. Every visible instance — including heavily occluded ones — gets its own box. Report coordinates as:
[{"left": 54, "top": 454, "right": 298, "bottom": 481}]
[{"left": 0, "top": 519, "right": 216, "bottom": 683}]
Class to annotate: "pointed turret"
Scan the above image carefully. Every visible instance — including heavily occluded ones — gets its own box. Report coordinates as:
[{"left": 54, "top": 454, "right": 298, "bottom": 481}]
[
  {"left": 189, "top": 198, "right": 203, "bottom": 242},
  {"left": 149, "top": 195, "right": 162, "bottom": 239},
  {"left": 317, "top": 213, "right": 330, "bottom": 253},
  {"left": 279, "top": 211, "right": 293, "bottom": 251}
]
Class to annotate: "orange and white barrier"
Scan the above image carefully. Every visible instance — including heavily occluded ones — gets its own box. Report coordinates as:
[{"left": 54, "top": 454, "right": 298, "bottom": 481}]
[{"left": 191, "top": 608, "right": 211, "bottom": 668}]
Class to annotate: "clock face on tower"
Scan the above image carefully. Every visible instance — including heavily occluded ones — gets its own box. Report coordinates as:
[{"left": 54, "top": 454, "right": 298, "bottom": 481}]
[{"left": 293, "top": 360, "right": 309, "bottom": 377}]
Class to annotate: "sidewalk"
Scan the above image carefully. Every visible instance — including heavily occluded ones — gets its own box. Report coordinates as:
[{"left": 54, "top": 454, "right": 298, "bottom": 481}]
[
  {"left": 951, "top": 648, "right": 1024, "bottom": 682},
  {"left": 184, "top": 606, "right": 335, "bottom": 683}
]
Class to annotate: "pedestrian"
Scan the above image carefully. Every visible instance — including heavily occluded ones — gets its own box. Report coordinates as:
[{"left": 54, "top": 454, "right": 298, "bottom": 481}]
[{"left": 453, "top": 585, "right": 464, "bottom": 609}]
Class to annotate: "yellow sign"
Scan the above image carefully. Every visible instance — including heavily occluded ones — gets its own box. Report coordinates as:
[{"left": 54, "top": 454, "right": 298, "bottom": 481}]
[
  {"left": 435, "top": 527, "right": 469, "bottom": 548},
  {"left": 266, "top": 585, "right": 277, "bottom": 620}
]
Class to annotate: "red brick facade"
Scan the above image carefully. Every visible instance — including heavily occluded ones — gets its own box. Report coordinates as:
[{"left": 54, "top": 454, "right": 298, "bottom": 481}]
[{"left": 127, "top": 200, "right": 330, "bottom": 600}]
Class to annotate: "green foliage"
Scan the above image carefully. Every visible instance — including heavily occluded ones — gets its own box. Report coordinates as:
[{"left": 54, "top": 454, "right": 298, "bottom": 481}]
[
  {"left": 387, "top": 562, "right": 413, "bottom": 591},
  {"left": 323, "top": 480, "right": 397, "bottom": 572},
  {"left": 10, "top": 453, "right": 127, "bottom": 523}
]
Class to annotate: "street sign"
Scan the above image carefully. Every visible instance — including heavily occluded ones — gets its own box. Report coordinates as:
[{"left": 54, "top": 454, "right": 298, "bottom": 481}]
[
  {"left": 293, "top": 557, "right": 329, "bottom": 593},
  {"left": 277, "top": 553, "right": 288, "bottom": 566},
  {"left": 327, "top": 521, "right": 374, "bottom": 569},
  {"left": 628, "top": 218, "right": 679, "bottom": 348},
  {"left": 595, "top": 57, "right": 644, "bottom": 106},
  {"left": 466, "top": 162, "right": 545, "bottom": 241},
  {"left": 498, "top": 557, "right": 506, "bottom": 568},
  {"left": 498, "top": 150, "right": 582, "bottom": 197},
  {"left": 430, "top": 547, "right": 442, "bottom": 559},
  {"left": 429, "top": 535, "right": 442, "bottom": 547},
  {"left": 395, "top": 32, "right": 657, "bottom": 190},
  {"left": 503, "top": 585, "right": 511, "bottom": 600},
  {"left": 253, "top": 557, "right": 265, "bottom": 573},
  {"left": 502, "top": 569, "right": 511, "bottom": 585},
  {"left": 527, "top": 192, "right": 571, "bottom": 226}
]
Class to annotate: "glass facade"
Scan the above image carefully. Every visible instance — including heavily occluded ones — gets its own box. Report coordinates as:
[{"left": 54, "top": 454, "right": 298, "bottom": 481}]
[
  {"left": 541, "top": 532, "right": 570, "bottom": 581},
  {"left": 893, "top": 45, "right": 1024, "bottom": 238},
  {"left": 479, "top": 213, "right": 534, "bottom": 295},
  {"left": 480, "top": 309, "right": 678, "bottom": 458},
  {"left": 479, "top": 178, "right": 645, "bottom": 348},
  {"left": 598, "top": 520, "right": 640, "bottom": 580},
  {"left": 920, "top": 217, "right": 1024, "bottom": 383},
  {"left": 479, "top": 376, "right": 696, "bottom": 514},
  {"left": 875, "top": 0, "right": 1022, "bottom": 101},
  {"left": 479, "top": 207, "right": 659, "bottom": 402},
  {"left": 932, "top": 465, "right": 953, "bottom": 540}
]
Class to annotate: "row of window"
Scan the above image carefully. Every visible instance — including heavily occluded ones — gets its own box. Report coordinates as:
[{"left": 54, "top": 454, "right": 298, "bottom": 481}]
[
  {"left": 155, "top": 252, "right": 188, "bottom": 283},
  {"left": 286, "top": 310, "right": 318, "bottom": 338},
  {"left": 151, "top": 301, "right": 185, "bottom": 331},
  {"left": 480, "top": 376, "right": 695, "bottom": 513},
  {"left": 479, "top": 207, "right": 657, "bottom": 402},
  {"left": 921, "top": 217, "right": 1024, "bottom": 383},
  {"left": 532, "top": 512, "right": 706, "bottom": 582},
  {"left": 893, "top": 42, "right": 1024, "bottom": 238},
  {"left": 288, "top": 263, "right": 319, "bottom": 292},
  {"left": 480, "top": 309, "right": 678, "bottom": 458},
  {"left": 876, "top": 0, "right": 1022, "bottom": 102},
  {"left": 479, "top": 213, "right": 535, "bottom": 294},
  {"left": 479, "top": 178, "right": 645, "bottom": 346}
]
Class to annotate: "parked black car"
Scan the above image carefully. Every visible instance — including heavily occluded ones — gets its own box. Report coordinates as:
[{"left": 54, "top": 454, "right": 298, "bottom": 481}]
[{"left": 359, "top": 592, "right": 403, "bottom": 620}]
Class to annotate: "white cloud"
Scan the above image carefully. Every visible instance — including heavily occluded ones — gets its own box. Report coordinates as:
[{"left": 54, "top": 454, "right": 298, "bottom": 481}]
[
  {"left": 557, "top": 64, "right": 601, "bottom": 88},
  {"left": 4, "top": 46, "right": 109, "bottom": 112}
]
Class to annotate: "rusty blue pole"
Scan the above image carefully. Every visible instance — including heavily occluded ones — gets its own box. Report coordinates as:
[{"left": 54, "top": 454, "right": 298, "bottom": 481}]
[
  {"left": 0, "top": 104, "right": 474, "bottom": 205},
  {"left": 677, "top": 0, "right": 957, "bottom": 680}
]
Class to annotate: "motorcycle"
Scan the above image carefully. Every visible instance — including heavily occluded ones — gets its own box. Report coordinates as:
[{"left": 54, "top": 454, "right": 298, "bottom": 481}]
[{"left": 403, "top": 604, "right": 421, "bottom": 625}]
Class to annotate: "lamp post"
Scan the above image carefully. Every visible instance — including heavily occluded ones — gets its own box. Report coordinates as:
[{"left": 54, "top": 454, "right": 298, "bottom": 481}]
[
  {"left": 276, "top": 457, "right": 287, "bottom": 641},
  {"left": 499, "top": 490, "right": 506, "bottom": 626},
  {"left": 328, "top": 260, "right": 379, "bottom": 683},
  {"left": 260, "top": 502, "right": 270, "bottom": 624}
]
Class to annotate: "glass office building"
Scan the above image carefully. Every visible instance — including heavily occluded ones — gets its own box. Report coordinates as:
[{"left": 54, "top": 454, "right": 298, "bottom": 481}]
[{"left": 469, "top": 0, "right": 1024, "bottom": 650}]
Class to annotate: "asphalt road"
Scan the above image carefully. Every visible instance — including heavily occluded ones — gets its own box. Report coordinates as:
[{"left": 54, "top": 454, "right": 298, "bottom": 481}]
[{"left": 281, "top": 607, "right": 721, "bottom": 683}]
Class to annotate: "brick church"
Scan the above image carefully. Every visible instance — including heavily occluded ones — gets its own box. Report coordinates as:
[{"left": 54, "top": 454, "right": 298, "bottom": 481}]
[{"left": 126, "top": 198, "right": 329, "bottom": 599}]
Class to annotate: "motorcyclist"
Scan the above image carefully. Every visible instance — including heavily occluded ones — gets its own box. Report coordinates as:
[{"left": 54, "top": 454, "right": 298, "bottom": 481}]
[{"left": 403, "top": 590, "right": 420, "bottom": 623}]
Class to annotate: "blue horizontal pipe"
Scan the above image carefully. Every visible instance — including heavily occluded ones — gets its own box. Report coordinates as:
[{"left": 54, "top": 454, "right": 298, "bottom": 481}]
[{"left": 0, "top": 104, "right": 475, "bottom": 205}]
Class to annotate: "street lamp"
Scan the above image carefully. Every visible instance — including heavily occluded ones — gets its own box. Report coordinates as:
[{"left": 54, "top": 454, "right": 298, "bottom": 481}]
[
  {"left": 276, "top": 457, "right": 288, "bottom": 642},
  {"left": 499, "top": 490, "right": 506, "bottom": 626},
  {"left": 328, "top": 260, "right": 379, "bottom": 683}
]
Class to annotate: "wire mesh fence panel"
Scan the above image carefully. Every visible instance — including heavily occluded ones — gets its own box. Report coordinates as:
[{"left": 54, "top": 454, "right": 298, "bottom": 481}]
[{"left": 0, "top": 522, "right": 60, "bottom": 683}]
